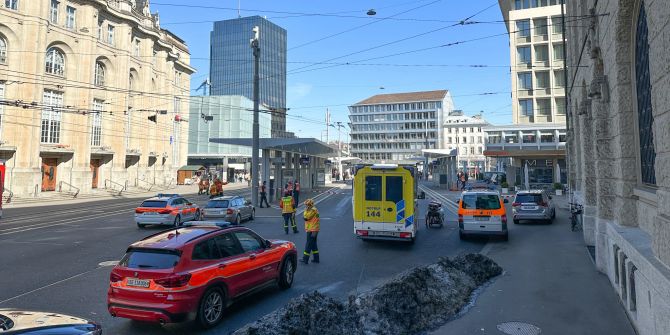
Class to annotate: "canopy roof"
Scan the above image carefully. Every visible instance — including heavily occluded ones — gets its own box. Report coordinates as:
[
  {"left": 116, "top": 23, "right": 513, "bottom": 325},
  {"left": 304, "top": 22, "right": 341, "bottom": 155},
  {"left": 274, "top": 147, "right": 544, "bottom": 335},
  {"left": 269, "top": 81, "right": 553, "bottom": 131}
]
[{"left": 209, "top": 138, "right": 336, "bottom": 157}]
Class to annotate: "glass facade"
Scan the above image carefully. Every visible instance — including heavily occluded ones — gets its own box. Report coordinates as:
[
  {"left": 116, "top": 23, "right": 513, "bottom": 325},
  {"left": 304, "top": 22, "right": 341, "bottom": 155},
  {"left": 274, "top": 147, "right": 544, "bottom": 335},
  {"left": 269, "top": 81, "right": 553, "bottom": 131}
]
[{"left": 210, "top": 16, "right": 287, "bottom": 136}]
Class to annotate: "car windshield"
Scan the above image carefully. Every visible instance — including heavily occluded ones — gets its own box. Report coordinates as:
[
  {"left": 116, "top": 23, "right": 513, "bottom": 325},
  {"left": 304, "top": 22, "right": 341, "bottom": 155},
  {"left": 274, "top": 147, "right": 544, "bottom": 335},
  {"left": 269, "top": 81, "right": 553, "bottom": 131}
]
[
  {"left": 206, "top": 200, "right": 230, "bottom": 208},
  {"left": 119, "top": 249, "right": 181, "bottom": 269},
  {"left": 516, "top": 194, "right": 543, "bottom": 204},
  {"left": 140, "top": 200, "right": 167, "bottom": 208},
  {"left": 462, "top": 194, "right": 501, "bottom": 210}
]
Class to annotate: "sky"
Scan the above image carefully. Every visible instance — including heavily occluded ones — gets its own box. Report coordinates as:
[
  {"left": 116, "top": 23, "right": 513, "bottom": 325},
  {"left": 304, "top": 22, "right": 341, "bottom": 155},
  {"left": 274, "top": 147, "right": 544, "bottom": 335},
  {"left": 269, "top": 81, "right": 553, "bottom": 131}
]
[{"left": 151, "top": 0, "right": 513, "bottom": 140}]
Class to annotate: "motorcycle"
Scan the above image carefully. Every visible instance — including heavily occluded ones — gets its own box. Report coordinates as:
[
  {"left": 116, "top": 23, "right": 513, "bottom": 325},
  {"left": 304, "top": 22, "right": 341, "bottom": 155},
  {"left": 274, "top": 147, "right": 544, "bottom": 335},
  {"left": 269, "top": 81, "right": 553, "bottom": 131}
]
[{"left": 425, "top": 201, "right": 444, "bottom": 228}]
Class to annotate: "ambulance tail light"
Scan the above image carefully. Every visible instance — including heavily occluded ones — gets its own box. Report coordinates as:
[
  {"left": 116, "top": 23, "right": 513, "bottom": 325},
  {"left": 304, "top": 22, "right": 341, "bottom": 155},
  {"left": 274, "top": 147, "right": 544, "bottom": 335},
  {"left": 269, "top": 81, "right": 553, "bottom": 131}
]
[
  {"left": 399, "top": 232, "right": 412, "bottom": 239},
  {"left": 356, "top": 230, "right": 368, "bottom": 236}
]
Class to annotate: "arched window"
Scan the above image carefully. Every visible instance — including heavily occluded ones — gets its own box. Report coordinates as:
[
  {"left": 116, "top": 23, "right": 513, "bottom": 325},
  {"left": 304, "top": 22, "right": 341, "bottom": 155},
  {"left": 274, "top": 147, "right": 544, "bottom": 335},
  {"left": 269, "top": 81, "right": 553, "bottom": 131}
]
[
  {"left": 0, "top": 36, "right": 6, "bottom": 64},
  {"left": 635, "top": 2, "right": 656, "bottom": 185},
  {"left": 45, "top": 47, "right": 64, "bottom": 76},
  {"left": 94, "top": 61, "right": 105, "bottom": 86}
]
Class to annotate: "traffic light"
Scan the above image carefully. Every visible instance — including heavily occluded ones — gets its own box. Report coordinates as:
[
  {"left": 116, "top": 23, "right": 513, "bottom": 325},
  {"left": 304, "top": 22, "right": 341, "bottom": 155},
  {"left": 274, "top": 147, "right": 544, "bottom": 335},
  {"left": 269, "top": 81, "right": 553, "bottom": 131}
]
[{"left": 148, "top": 114, "right": 157, "bottom": 123}]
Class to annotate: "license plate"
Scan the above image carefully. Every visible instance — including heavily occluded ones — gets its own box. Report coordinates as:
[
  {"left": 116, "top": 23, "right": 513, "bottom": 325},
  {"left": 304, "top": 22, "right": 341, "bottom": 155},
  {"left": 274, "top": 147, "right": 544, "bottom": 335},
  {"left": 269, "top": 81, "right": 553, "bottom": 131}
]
[
  {"left": 143, "top": 212, "right": 157, "bottom": 215},
  {"left": 522, "top": 206, "right": 537, "bottom": 210},
  {"left": 371, "top": 231, "right": 396, "bottom": 237},
  {"left": 474, "top": 216, "right": 489, "bottom": 221},
  {"left": 127, "top": 278, "right": 150, "bottom": 288}
]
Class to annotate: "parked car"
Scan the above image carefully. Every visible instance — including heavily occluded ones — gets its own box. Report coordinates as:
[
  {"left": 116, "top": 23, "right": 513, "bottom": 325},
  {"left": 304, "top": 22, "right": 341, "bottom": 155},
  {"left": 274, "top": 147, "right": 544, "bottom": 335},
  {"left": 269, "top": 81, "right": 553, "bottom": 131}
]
[
  {"left": 202, "top": 196, "right": 255, "bottom": 225},
  {"left": 108, "top": 221, "right": 297, "bottom": 328},
  {"left": 134, "top": 194, "right": 200, "bottom": 228},
  {"left": 0, "top": 309, "right": 102, "bottom": 334},
  {"left": 511, "top": 190, "right": 556, "bottom": 224},
  {"left": 456, "top": 189, "right": 509, "bottom": 241}
]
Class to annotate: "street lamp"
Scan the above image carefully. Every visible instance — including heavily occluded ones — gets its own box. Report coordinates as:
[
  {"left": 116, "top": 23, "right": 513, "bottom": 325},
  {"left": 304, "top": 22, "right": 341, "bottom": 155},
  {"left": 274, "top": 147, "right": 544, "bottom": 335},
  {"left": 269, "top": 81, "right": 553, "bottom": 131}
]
[{"left": 250, "top": 26, "right": 260, "bottom": 207}]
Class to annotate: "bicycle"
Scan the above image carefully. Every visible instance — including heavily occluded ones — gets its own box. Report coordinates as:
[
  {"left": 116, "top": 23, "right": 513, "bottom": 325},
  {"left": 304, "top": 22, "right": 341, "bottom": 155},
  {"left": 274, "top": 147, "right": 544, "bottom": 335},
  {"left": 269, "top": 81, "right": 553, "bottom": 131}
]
[{"left": 569, "top": 202, "right": 583, "bottom": 232}]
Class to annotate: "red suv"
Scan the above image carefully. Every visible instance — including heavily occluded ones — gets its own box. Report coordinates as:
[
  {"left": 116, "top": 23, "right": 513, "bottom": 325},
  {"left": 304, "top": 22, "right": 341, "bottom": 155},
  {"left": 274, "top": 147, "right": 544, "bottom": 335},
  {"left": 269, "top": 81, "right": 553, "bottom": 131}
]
[{"left": 107, "top": 222, "right": 297, "bottom": 328}]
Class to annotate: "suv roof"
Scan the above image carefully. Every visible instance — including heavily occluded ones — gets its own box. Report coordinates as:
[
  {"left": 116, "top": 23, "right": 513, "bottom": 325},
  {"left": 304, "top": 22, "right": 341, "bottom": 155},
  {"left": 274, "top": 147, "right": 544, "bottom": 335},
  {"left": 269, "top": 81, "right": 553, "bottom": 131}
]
[
  {"left": 516, "top": 190, "right": 545, "bottom": 194},
  {"left": 132, "top": 226, "right": 229, "bottom": 249},
  {"left": 211, "top": 196, "right": 238, "bottom": 201}
]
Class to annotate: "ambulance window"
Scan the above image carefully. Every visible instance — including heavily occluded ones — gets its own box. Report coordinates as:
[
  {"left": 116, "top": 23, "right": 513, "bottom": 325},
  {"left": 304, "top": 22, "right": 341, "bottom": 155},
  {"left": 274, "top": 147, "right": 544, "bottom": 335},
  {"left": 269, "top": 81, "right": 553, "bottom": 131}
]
[
  {"left": 365, "top": 176, "right": 382, "bottom": 201},
  {"left": 386, "top": 176, "right": 403, "bottom": 203}
]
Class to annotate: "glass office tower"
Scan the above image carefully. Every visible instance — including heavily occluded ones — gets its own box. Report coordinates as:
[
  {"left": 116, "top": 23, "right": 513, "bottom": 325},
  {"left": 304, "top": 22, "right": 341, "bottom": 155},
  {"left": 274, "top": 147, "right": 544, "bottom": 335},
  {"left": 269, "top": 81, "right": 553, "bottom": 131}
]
[{"left": 210, "top": 16, "right": 287, "bottom": 137}]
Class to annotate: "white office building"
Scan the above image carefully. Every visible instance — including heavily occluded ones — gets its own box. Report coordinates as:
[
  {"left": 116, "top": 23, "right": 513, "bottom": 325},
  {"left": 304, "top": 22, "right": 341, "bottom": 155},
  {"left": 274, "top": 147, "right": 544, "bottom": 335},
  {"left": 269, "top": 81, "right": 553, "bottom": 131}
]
[
  {"left": 442, "top": 111, "right": 491, "bottom": 176},
  {"left": 349, "top": 90, "right": 454, "bottom": 163}
]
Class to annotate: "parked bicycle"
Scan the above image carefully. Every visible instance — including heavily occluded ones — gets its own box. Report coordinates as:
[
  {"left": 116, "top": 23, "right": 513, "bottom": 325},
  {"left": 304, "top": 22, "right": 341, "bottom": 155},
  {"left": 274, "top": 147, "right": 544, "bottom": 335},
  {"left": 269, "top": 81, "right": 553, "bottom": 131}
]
[{"left": 569, "top": 202, "right": 583, "bottom": 232}]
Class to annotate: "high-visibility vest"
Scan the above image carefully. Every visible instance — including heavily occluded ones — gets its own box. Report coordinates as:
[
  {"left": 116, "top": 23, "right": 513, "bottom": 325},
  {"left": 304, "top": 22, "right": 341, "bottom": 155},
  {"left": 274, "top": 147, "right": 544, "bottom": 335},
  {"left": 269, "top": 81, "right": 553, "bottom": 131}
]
[
  {"left": 281, "top": 196, "right": 294, "bottom": 214},
  {"left": 303, "top": 207, "right": 320, "bottom": 232}
]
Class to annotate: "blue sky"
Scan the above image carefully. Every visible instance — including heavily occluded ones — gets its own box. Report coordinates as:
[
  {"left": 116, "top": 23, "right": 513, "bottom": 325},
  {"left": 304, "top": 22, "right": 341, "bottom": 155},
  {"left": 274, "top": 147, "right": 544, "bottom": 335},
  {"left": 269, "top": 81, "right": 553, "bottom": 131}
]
[{"left": 153, "top": 0, "right": 512, "bottom": 139}]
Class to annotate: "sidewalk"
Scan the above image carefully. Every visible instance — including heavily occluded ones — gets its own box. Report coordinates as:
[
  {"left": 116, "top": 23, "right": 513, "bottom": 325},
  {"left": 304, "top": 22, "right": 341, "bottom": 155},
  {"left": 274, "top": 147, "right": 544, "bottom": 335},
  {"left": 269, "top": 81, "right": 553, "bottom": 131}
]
[{"left": 425, "top": 186, "right": 635, "bottom": 335}]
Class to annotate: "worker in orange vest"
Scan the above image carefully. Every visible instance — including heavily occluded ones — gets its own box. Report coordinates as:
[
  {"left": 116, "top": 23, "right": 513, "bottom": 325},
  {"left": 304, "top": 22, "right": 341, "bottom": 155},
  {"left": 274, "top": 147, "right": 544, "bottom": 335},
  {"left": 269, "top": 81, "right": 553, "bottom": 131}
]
[
  {"left": 301, "top": 198, "right": 320, "bottom": 264},
  {"left": 279, "top": 191, "right": 298, "bottom": 234}
]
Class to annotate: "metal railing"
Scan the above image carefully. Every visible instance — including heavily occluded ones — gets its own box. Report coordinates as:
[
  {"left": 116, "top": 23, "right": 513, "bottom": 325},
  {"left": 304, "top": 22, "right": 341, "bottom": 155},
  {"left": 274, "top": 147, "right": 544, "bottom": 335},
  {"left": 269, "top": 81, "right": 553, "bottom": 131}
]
[
  {"left": 3, "top": 187, "right": 13, "bottom": 203},
  {"left": 104, "top": 179, "right": 126, "bottom": 196},
  {"left": 136, "top": 177, "right": 154, "bottom": 191},
  {"left": 58, "top": 181, "right": 80, "bottom": 198}
]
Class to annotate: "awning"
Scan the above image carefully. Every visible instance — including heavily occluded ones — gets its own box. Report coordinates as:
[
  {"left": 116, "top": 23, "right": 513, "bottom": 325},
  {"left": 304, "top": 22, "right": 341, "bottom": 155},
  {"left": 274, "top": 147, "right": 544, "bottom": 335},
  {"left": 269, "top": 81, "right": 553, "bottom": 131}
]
[
  {"left": 421, "top": 149, "right": 458, "bottom": 158},
  {"left": 209, "top": 138, "right": 336, "bottom": 157},
  {"left": 178, "top": 165, "right": 206, "bottom": 171}
]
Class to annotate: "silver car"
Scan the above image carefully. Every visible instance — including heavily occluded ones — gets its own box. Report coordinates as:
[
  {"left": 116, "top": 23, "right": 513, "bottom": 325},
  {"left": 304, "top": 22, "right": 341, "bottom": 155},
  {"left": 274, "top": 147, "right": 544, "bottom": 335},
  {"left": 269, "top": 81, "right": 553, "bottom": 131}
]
[
  {"left": 201, "top": 196, "right": 255, "bottom": 225},
  {"left": 134, "top": 194, "right": 201, "bottom": 229},
  {"left": 512, "top": 190, "right": 556, "bottom": 224}
]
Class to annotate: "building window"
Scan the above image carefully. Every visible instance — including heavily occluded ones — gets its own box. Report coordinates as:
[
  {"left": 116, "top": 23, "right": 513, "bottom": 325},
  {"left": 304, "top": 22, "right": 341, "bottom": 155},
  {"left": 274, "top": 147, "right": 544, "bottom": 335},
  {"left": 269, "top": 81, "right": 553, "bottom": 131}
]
[
  {"left": 65, "top": 6, "right": 75, "bottom": 30},
  {"left": 519, "top": 99, "right": 533, "bottom": 116},
  {"left": 462, "top": 137, "right": 467, "bottom": 144},
  {"left": 552, "top": 16, "right": 563, "bottom": 34},
  {"left": 518, "top": 72, "right": 532, "bottom": 91},
  {"left": 5, "top": 0, "right": 18, "bottom": 10},
  {"left": 535, "top": 45, "right": 548, "bottom": 62},
  {"left": 0, "top": 81, "right": 4, "bottom": 135},
  {"left": 470, "top": 147, "right": 474, "bottom": 155},
  {"left": 535, "top": 71, "right": 550, "bottom": 89},
  {"left": 107, "top": 24, "right": 115, "bottom": 45},
  {"left": 478, "top": 147, "right": 483, "bottom": 154},
  {"left": 517, "top": 46, "right": 531, "bottom": 64},
  {"left": 537, "top": 99, "right": 551, "bottom": 116},
  {"left": 97, "top": 19, "right": 103, "bottom": 41},
  {"left": 133, "top": 38, "right": 140, "bottom": 57},
  {"left": 522, "top": 132, "right": 536, "bottom": 143},
  {"left": 94, "top": 61, "right": 105, "bottom": 87},
  {"left": 540, "top": 133, "right": 555, "bottom": 143},
  {"left": 554, "top": 70, "right": 565, "bottom": 88},
  {"left": 478, "top": 136, "right": 482, "bottom": 143},
  {"left": 41, "top": 90, "right": 63, "bottom": 143},
  {"left": 91, "top": 99, "right": 103, "bottom": 146},
  {"left": 45, "top": 47, "right": 65, "bottom": 76},
  {"left": 555, "top": 98, "right": 566, "bottom": 115},
  {"left": 49, "top": 0, "right": 59, "bottom": 24},
  {"left": 534, "top": 18, "right": 548, "bottom": 36},
  {"left": 0, "top": 36, "right": 6, "bottom": 64},
  {"left": 516, "top": 20, "right": 530, "bottom": 38},
  {"left": 553, "top": 43, "right": 565, "bottom": 60},
  {"left": 635, "top": 3, "right": 656, "bottom": 185}
]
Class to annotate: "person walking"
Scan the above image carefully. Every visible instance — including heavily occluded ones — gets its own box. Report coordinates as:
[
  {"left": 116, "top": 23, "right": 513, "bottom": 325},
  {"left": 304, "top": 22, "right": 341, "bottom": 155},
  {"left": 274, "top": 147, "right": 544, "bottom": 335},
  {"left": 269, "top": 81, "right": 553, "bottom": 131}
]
[
  {"left": 300, "top": 198, "right": 320, "bottom": 264},
  {"left": 456, "top": 170, "right": 462, "bottom": 190},
  {"left": 279, "top": 191, "right": 299, "bottom": 234},
  {"left": 293, "top": 180, "right": 301, "bottom": 206},
  {"left": 260, "top": 181, "right": 270, "bottom": 208},
  {"left": 459, "top": 172, "right": 466, "bottom": 191}
]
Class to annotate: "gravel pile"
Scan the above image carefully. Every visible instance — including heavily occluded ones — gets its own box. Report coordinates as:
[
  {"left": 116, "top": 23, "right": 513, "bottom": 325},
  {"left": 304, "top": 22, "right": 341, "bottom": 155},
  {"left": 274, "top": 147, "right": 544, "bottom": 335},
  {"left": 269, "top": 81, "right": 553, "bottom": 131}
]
[{"left": 233, "top": 254, "right": 502, "bottom": 335}]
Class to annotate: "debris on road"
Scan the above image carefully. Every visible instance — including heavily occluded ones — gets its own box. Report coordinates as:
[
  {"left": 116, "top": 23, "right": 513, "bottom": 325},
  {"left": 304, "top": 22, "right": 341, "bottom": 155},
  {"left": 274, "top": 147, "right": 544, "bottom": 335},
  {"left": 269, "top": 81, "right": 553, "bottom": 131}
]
[{"left": 233, "top": 253, "right": 502, "bottom": 335}]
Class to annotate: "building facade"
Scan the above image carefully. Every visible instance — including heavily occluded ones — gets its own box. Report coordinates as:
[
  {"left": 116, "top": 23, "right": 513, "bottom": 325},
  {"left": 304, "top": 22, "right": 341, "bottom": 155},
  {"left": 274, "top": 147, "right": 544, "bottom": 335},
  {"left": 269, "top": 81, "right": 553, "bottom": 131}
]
[
  {"left": 187, "top": 95, "right": 271, "bottom": 180},
  {"left": 0, "top": 0, "right": 194, "bottom": 197},
  {"left": 348, "top": 90, "right": 454, "bottom": 163},
  {"left": 209, "top": 16, "right": 288, "bottom": 137},
  {"left": 442, "top": 111, "right": 490, "bottom": 177},
  {"left": 567, "top": 1, "right": 670, "bottom": 334}
]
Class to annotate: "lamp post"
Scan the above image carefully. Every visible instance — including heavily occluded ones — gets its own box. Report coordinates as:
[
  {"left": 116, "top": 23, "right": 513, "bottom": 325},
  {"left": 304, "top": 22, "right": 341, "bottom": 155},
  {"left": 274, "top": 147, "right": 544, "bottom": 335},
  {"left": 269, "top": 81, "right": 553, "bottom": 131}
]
[{"left": 250, "top": 26, "right": 260, "bottom": 207}]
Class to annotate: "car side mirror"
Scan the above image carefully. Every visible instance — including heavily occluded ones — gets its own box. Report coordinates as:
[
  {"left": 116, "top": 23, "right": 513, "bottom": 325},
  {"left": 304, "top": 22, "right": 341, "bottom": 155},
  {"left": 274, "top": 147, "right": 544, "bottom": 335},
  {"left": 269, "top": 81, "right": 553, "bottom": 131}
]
[
  {"left": 265, "top": 239, "right": 273, "bottom": 248},
  {"left": 503, "top": 199, "right": 509, "bottom": 203}
]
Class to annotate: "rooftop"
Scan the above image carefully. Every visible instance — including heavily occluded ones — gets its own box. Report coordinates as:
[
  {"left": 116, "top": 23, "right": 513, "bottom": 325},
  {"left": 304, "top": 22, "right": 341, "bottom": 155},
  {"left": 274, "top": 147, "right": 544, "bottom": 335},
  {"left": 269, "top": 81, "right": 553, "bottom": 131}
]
[
  {"left": 131, "top": 227, "right": 220, "bottom": 249},
  {"left": 353, "top": 90, "right": 448, "bottom": 105}
]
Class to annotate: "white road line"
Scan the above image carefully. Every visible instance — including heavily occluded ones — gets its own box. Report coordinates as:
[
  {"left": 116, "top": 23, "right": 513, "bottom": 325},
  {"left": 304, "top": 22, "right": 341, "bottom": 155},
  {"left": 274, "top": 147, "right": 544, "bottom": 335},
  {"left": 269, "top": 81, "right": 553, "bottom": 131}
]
[
  {"left": 0, "top": 210, "right": 128, "bottom": 236},
  {"left": 0, "top": 266, "right": 105, "bottom": 305}
]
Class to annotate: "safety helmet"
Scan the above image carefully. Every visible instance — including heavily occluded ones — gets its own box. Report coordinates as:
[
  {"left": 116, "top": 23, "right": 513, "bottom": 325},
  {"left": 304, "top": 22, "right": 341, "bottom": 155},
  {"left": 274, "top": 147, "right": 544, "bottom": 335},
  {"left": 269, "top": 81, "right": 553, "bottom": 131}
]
[{"left": 304, "top": 199, "right": 314, "bottom": 207}]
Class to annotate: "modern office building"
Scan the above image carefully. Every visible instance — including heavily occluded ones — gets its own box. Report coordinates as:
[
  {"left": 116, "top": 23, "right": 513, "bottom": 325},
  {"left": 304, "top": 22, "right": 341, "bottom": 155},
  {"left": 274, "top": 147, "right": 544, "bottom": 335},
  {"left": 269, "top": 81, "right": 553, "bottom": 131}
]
[
  {"left": 442, "top": 111, "right": 491, "bottom": 176},
  {"left": 210, "top": 16, "right": 288, "bottom": 137},
  {"left": 0, "top": 0, "right": 194, "bottom": 198},
  {"left": 187, "top": 95, "right": 271, "bottom": 180},
  {"left": 349, "top": 90, "right": 454, "bottom": 163}
]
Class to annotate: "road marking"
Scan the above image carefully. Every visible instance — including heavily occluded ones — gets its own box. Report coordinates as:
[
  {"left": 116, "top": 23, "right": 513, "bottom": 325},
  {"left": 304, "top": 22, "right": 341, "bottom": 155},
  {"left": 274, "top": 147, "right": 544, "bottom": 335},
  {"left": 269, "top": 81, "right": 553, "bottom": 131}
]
[
  {"left": 98, "top": 260, "right": 120, "bottom": 267},
  {"left": 0, "top": 266, "right": 105, "bottom": 305},
  {"left": 0, "top": 210, "right": 128, "bottom": 236},
  {"left": 419, "top": 186, "right": 458, "bottom": 215}
]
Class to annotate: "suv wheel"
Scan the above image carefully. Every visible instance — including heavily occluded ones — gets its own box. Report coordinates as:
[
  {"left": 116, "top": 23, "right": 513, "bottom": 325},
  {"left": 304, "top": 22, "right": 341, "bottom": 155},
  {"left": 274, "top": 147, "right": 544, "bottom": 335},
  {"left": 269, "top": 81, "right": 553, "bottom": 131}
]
[
  {"left": 278, "top": 257, "right": 295, "bottom": 289},
  {"left": 173, "top": 215, "right": 181, "bottom": 227},
  {"left": 137, "top": 223, "right": 146, "bottom": 229},
  {"left": 197, "top": 287, "right": 225, "bottom": 328}
]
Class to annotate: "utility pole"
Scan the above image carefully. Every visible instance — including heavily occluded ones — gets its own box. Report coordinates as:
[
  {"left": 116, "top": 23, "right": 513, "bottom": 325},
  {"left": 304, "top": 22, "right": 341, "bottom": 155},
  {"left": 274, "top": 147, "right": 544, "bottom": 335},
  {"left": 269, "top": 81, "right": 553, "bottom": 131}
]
[
  {"left": 250, "top": 26, "right": 260, "bottom": 207},
  {"left": 325, "top": 109, "right": 330, "bottom": 144}
]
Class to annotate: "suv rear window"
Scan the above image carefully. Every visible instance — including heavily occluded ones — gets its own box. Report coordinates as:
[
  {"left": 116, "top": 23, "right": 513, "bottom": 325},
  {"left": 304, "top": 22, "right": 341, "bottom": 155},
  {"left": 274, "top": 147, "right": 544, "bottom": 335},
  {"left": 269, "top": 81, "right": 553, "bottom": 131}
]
[
  {"left": 206, "top": 200, "right": 230, "bottom": 208},
  {"left": 140, "top": 200, "right": 167, "bottom": 208},
  {"left": 515, "top": 194, "right": 543, "bottom": 204},
  {"left": 462, "top": 194, "right": 501, "bottom": 210},
  {"left": 120, "top": 249, "right": 181, "bottom": 269}
]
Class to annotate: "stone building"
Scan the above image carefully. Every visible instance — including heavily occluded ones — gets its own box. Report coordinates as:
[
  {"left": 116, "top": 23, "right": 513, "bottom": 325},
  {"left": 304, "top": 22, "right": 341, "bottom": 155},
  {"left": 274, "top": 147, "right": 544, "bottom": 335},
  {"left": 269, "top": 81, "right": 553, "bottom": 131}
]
[
  {"left": 566, "top": 1, "right": 670, "bottom": 334},
  {"left": 0, "top": 0, "right": 194, "bottom": 197},
  {"left": 442, "top": 110, "right": 491, "bottom": 176}
]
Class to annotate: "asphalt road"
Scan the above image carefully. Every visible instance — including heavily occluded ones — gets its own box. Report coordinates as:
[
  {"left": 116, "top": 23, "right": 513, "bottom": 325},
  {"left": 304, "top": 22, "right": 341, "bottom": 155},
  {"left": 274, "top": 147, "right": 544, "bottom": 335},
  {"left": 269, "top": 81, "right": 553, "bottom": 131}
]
[{"left": 0, "top": 183, "right": 489, "bottom": 334}]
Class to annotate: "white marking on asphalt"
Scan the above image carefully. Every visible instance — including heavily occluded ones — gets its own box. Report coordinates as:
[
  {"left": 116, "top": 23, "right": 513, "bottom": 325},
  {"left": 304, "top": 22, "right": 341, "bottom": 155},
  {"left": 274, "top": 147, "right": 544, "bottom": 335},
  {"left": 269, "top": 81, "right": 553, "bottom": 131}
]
[
  {"left": 98, "top": 260, "right": 120, "bottom": 267},
  {"left": 0, "top": 266, "right": 105, "bottom": 305},
  {"left": 0, "top": 210, "right": 128, "bottom": 236}
]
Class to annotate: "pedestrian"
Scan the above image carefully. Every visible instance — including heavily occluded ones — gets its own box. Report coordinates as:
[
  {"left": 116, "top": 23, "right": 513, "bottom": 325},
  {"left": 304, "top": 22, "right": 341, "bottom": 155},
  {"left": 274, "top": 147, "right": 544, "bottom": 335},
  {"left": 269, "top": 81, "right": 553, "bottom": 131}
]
[
  {"left": 279, "top": 191, "right": 299, "bottom": 234},
  {"left": 300, "top": 198, "right": 320, "bottom": 264},
  {"left": 293, "top": 180, "right": 301, "bottom": 206},
  {"left": 460, "top": 172, "right": 466, "bottom": 191},
  {"left": 260, "top": 181, "right": 270, "bottom": 208},
  {"left": 456, "top": 171, "right": 462, "bottom": 189}
]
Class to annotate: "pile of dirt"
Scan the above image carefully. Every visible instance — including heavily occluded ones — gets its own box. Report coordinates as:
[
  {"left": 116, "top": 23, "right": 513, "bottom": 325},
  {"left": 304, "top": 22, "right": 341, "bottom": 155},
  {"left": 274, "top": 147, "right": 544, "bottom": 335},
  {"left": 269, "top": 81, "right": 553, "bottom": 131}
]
[{"left": 233, "top": 254, "right": 502, "bottom": 335}]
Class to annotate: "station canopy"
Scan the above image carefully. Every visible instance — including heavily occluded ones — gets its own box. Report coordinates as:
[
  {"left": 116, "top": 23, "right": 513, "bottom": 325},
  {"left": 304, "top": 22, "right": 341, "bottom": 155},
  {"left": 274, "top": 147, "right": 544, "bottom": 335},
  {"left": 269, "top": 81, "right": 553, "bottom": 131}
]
[{"left": 209, "top": 138, "right": 336, "bottom": 157}]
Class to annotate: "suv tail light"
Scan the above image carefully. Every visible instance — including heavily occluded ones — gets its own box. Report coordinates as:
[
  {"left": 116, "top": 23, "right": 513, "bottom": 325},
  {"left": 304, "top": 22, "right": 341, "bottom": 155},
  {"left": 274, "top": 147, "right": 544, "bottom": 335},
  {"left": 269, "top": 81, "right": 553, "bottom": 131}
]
[
  {"left": 226, "top": 208, "right": 234, "bottom": 215},
  {"left": 110, "top": 271, "right": 123, "bottom": 283},
  {"left": 501, "top": 214, "right": 507, "bottom": 224},
  {"left": 512, "top": 202, "right": 521, "bottom": 207},
  {"left": 155, "top": 273, "right": 192, "bottom": 288}
]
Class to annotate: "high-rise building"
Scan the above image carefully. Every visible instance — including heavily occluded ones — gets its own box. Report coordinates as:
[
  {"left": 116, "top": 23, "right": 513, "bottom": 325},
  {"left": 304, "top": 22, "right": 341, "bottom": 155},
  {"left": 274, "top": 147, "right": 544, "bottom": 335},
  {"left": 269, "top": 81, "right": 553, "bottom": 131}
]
[
  {"left": 210, "top": 16, "right": 287, "bottom": 137},
  {"left": 349, "top": 90, "right": 454, "bottom": 163}
]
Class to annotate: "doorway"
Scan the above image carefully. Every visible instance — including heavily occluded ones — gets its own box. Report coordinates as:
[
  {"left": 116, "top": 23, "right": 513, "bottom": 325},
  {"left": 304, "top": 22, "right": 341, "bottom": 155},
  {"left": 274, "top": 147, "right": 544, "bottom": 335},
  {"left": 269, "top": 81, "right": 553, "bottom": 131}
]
[
  {"left": 90, "top": 159, "right": 100, "bottom": 189},
  {"left": 41, "top": 158, "right": 58, "bottom": 192}
]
